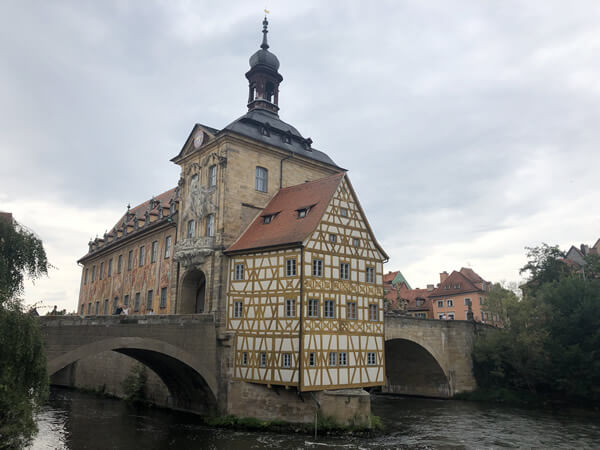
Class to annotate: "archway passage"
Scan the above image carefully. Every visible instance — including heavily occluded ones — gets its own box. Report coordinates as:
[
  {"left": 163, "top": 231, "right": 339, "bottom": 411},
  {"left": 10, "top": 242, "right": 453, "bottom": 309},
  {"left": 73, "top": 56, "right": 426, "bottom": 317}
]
[
  {"left": 47, "top": 338, "right": 218, "bottom": 415},
  {"left": 385, "top": 339, "right": 450, "bottom": 398},
  {"left": 180, "top": 269, "right": 206, "bottom": 314}
]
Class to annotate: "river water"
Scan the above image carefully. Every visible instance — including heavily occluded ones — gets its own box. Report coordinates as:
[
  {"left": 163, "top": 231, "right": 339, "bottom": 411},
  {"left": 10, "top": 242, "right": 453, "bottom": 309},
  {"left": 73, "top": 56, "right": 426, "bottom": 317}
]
[{"left": 31, "top": 387, "right": 600, "bottom": 449}]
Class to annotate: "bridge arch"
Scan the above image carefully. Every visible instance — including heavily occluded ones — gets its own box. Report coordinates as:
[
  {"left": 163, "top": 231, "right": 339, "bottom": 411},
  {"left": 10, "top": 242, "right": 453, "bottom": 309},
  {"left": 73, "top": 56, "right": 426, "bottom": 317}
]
[
  {"left": 48, "top": 337, "right": 217, "bottom": 414},
  {"left": 384, "top": 338, "right": 451, "bottom": 398}
]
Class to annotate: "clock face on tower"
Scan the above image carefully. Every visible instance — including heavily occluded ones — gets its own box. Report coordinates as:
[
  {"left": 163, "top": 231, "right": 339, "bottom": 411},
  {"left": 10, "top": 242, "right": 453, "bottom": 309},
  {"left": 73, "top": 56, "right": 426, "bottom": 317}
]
[{"left": 193, "top": 132, "right": 204, "bottom": 149}]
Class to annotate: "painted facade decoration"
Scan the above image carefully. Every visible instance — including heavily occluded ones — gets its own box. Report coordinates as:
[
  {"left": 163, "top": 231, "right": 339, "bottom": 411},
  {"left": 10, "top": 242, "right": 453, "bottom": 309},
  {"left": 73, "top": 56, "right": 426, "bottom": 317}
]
[{"left": 76, "top": 17, "right": 388, "bottom": 395}]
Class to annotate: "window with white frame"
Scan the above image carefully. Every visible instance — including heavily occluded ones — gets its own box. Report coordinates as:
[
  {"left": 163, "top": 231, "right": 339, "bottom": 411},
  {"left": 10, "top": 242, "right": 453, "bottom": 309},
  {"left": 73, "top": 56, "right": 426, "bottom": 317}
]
[
  {"left": 233, "top": 301, "right": 243, "bottom": 318},
  {"left": 464, "top": 297, "right": 471, "bottom": 306},
  {"left": 286, "top": 258, "right": 297, "bottom": 276},
  {"left": 308, "top": 299, "right": 319, "bottom": 318},
  {"left": 285, "top": 299, "right": 296, "bottom": 317},
  {"left": 208, "top": 165, "right": 217, "bottom": 188},
  {"left": 339, "top": 352, "right": 347, "bottom": 366},
  {"left": 255, "top": 166, "right": 268, "bottom": 192},
  {"left": 206, "top": 214, "right": 214, "bottom": 237},
  {"left": 328, "top": 352, "right": 337, "bottom": 366},
  {"left": 367, "top": 352, "right": 377, "bottom": 365},
  {"left": 447, "top": 299, "right": 454, "bottom": 307},
  {"left": 283, "top": 353, "right": 291, "bottom": 368},
  {"left": 340, "top": 263, "right": 349, "bottom": 280},
  {"left": 151, "top": 241, "right": 158, "bottom": 263},
  {"left": 165, "top": 236, "right": 172, "bottom": 258},
  {"left": 437, "top": 300, "right": 444, "bottom": 308},
  {"left": 347, "top": 301, "right": 357, "bottom": 320},
  {"left": 369, "top": 304, "right": 378, "bottom": 321},
  {"left": 324, "top": 300, "right": 335, "bottom": 318},
  {"left": 366, "top": 267, "right": 375, "bottom": 283},
  {"left": 187, "top": 220, "right": 195, "bottom": 238},
  {"left": 312, "top": 259, "right": 323, "bottom": 277},
  {"left": 234, "top": 264, "right": 244, "bottom": 280}
]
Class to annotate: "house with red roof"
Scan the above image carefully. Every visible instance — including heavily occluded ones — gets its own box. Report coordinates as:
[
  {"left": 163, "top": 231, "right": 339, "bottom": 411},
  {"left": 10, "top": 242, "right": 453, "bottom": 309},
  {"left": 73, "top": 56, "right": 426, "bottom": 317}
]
[{"left": 429, "top": 268, "right": 498, "bottom": 324}]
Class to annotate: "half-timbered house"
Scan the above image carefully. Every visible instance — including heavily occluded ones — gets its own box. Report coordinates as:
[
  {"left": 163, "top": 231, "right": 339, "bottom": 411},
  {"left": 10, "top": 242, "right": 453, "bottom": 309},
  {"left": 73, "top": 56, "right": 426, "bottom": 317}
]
[{"left": 225, "top": 172, "right": 388, "bottom": 391}]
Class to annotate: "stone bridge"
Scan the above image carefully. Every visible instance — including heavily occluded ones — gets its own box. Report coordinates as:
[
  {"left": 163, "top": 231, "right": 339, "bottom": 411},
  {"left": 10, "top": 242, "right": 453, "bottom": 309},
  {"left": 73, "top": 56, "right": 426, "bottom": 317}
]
[
  {"left": 40, "top": 314, "right": 220, "bottom": 414},
  {"left": 384, "top": 313, "right": 481, "bottom": 397},
  {"left": 40, "top": 313, "right": 481, "bottom": 417}
]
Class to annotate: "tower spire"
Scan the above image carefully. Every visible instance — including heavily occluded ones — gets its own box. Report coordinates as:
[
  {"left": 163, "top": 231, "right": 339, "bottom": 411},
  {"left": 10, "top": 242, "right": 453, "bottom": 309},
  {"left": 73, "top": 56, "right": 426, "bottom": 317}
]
[
  {"left": 246, "top": 15, "right": 283, "bottom": 114},
  {"left": 261, "top": 16, "right": 269, "bottom": 50}
]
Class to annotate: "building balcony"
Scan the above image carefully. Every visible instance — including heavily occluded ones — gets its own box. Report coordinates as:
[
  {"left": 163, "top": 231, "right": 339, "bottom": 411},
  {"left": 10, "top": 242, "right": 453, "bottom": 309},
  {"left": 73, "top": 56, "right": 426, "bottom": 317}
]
[{"left": 174, "top": 236, "right": 216, "bottom": 267}]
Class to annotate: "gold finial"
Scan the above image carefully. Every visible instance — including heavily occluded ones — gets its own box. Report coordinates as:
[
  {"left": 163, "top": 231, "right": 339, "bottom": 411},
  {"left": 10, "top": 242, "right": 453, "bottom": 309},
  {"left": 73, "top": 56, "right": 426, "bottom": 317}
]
[{"left": 264, "top": 7, "right": 270, "bottom": 14}]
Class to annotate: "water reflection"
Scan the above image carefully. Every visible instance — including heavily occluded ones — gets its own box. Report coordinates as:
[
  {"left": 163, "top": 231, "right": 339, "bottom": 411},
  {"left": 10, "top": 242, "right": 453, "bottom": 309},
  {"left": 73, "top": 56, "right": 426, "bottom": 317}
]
[{"left": 31, "top": 388, "right": 600, "bottom": 449}]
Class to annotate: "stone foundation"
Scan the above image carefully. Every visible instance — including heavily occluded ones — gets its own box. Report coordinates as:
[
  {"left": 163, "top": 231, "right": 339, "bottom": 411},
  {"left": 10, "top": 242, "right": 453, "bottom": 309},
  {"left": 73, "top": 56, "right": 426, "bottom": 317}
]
[{"left": 226, "top": 381, "right": 371, "bottom": 427}]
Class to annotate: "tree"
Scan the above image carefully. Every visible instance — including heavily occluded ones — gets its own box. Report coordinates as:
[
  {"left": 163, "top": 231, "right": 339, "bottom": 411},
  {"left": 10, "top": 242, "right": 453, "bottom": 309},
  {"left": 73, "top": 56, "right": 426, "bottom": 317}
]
[
  {"left": 0, "top": 216, "right": 49, "bottom": 305},
  {"left": 519, "top": 243, "right": 570, "bottom": 292},
  {"left": 472, "top": 244, "right": 600, "bottom": 404},
  {"left": 0, "top": 215, "right": 49, "bottom": 448}
]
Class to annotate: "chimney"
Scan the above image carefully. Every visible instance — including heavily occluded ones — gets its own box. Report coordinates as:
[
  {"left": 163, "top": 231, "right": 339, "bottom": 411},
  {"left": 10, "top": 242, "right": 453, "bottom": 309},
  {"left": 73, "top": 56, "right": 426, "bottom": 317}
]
[
  {"left": 427, "top": 284, "right": 434, "bottom": 291},
  {"left": 581, "top": 244, "right": 589, "bottom": 255},
  {"left": 440, "top": 271, "right": 449, "bottom": 284}
]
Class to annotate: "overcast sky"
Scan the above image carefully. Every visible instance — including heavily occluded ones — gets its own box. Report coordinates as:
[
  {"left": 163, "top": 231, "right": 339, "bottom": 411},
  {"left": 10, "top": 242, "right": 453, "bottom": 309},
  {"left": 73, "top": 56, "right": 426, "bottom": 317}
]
[{"left": 2, "top": 1, "right": 599, "bottom": 312}]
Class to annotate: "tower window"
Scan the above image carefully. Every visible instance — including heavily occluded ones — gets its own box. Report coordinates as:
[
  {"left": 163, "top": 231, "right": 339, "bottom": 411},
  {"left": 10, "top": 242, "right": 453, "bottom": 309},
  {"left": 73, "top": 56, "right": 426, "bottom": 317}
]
[
  {"left": 255, "top": 167, "right": 268, "bottom": 192},
  {"left": 187, "top": 220, "right": 195, "bottom": 238},
  {"left": 206, "top": 214, "right": 215, "bottom": 237},
  {"left": 265, "top": 81, "right": 274, "bottom": 103},
  {"left": 208, "top": 165, "right": 217, "bottom": 188}
]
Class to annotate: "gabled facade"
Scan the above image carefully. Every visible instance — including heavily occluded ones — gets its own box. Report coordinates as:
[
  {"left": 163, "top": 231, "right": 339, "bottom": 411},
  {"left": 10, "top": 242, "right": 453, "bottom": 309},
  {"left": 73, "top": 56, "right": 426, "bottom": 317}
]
[
  {"left": 225, "top": 173, "right": 388, "bottom": 391},
  {"left": 429, "top": 268, "right": 498, "bottom": 324}
]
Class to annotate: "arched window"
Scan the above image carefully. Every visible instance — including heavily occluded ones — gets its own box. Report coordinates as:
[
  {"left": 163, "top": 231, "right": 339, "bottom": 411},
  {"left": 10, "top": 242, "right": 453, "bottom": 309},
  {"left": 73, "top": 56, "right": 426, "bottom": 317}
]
[{"left": 255, "top": 166, "right": 268, "bottom": 192}]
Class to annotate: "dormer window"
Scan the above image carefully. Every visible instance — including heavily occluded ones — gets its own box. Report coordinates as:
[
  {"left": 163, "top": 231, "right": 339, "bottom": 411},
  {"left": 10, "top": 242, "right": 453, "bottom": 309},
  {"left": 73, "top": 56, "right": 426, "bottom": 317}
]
[
  {"left": 297, "top": 208, "right": 309, "bottom": 218},
  {"left": 283, "top": 131, "right": 292, "bottom": 144},
  {"left": 263, "top": 213, "right": 277, "bottom": 224},
  {"left": 260, "top": 126, "right": 270, "bottom": 136}
]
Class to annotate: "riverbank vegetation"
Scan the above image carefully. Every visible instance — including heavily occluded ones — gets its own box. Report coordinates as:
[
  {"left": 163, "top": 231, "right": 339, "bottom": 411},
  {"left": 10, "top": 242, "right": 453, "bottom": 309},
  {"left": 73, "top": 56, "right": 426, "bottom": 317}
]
[
  {"left": 0, "top": 216, "right": 49, "bottom": 448},
  {"left": 471, "top": 244, "right": 600, "bottom": 408}
]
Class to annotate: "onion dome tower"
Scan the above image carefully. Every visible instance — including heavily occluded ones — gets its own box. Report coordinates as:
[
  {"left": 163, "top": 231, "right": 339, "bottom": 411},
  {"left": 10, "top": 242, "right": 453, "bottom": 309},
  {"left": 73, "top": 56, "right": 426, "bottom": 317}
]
[{"left": 246, "top": 17, "right": 283, "bottom": 114}]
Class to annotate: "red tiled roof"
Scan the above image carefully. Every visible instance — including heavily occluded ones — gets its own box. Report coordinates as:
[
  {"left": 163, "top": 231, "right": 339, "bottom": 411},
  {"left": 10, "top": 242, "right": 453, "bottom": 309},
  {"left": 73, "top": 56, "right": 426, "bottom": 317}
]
[
  {"left": 459, "top": 267, "right": 485, "bottom": 284},
  {"left": 384, "top": 271, "right": 399, "bottom": 284},
  {"left": 428, "top": 270, "right": 482, "bottom": 297},
  {"left": 226, "top": 173, "right": 345, "bottom": 253}
]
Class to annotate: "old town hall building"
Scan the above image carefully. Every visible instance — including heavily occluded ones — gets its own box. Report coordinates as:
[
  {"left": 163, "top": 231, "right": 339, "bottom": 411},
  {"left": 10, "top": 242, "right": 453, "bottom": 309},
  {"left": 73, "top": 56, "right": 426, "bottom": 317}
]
[{"left": 77, "top": 18, "right": 388, "bottom": 393}]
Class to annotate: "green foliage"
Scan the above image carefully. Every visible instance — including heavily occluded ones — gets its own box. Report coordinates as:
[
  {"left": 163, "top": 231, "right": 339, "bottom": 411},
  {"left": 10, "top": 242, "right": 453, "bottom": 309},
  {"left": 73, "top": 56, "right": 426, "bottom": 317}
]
[
  {"left": 473, "top": 244, "right": 600, "bottom": 405},
  {"left": 519, "top": 243, "right": 569, "bottom": 293},
  {"left": 0, "top": 302, "right": 48, "bottom": 449},
  {"left": 0, "top": 218, "right": 49, "bottom": 305},
  {"left": 122, "top": 364, "right": 148, "bottom": 404}
]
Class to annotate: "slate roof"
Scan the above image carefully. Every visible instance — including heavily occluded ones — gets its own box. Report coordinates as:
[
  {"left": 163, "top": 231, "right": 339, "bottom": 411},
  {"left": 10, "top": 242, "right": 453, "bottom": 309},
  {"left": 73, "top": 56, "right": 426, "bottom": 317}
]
[
  {"left": 225, "top": 173, "right": 345, "bottom": 253},
  {"left": 222, "top": 109, "right": 341, "bottom": 168},
  {"left": 78, "top": 188, "right": 176, "bottom": 262}
]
